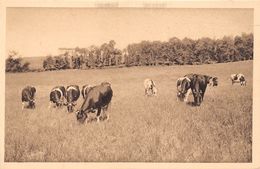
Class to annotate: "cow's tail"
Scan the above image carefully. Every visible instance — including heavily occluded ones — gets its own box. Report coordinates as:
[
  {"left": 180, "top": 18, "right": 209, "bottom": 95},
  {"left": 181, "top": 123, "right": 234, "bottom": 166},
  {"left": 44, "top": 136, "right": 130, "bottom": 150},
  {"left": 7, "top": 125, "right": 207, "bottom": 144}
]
[{"left": 151, "top": 80, "right": 156, "bottom": 87}]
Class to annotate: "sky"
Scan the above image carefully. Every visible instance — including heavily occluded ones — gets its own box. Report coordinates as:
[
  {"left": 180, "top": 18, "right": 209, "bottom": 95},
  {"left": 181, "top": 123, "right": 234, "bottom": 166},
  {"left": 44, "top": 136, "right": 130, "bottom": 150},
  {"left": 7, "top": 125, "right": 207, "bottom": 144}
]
[{"left": 6, "top": 8, "right": 253, "bottom": 57}]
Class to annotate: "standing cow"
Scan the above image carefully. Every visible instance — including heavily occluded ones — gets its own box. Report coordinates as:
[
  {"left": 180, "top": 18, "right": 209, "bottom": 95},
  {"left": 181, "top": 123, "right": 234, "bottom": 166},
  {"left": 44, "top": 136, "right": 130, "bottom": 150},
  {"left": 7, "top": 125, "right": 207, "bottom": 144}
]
[
  {"left": 185, "top": 74, "right": 214, "bottom": 106},
  {"left": 65, "top": 85, "right": 80, "bottom": 113},
  {"left": 49, "top": 86, "right": 66, "bottom": 108},
  {"left": 21, "top": 86, "right": 36, "bottom": 109},
  {"left": 144, "top": 79, "right": 157, "bottom": 96},
  {"left": 176, "top": 77, "right": 191, "bottom": 102},
  {"left": 231, "top": 74, "right": 246, "bottom": 86},
  {"left": 76, "top": 82, "right": 113, "bottom": 123},
  {"left": 81, "top": 84, "right": 93, "bottom": 99}
]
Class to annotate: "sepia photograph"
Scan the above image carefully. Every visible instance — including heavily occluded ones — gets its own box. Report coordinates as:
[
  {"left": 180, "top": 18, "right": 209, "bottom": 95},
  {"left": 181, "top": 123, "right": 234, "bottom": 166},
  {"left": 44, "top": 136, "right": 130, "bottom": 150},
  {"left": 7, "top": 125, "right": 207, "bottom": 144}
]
[{"left": 3, "top": 4, "right": 256, "bottom": 164}]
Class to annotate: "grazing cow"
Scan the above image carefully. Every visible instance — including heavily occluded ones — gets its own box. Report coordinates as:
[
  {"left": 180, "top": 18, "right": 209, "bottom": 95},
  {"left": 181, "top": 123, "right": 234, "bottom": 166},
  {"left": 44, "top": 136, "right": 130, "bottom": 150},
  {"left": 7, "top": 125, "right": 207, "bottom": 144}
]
[
  {"left": 64, "top": 85, "right": 80, "bottom": 113},
  {"left": 231, "top": 74, "right": 246, "bottom": 86},
  {"left": 49, "top": 86, "right": 66, "bottom": 108},
  {"left": 76, "top": 82, "right": 113, "bottom": 123},
  {"left": 21, "top": 86, "right": 36, "bottom": 109},
  {"left": 176, "top": 77, "right": 191, "bottom": 102},
  {"left": 144, "top": 79, "right": 157, "bottom": 96},
  {"left": 184, "top": 74, "right": 213, "bottom": 106},
  {"left": 81, "top": 84, "right": 93, "bottom": 99}
]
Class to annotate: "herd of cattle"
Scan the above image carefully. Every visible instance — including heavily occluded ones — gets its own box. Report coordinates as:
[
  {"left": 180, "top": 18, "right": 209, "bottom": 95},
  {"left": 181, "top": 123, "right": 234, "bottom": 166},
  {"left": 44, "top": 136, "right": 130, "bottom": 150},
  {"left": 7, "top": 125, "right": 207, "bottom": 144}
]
[{"left": 20, "top": 73, "right": 247, "bottom": 123}]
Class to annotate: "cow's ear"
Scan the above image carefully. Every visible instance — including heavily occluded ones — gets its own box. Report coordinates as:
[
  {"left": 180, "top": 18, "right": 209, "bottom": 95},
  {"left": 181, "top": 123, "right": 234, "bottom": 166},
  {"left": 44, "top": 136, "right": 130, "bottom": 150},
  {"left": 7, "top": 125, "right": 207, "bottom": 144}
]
[
  {"left": 75, "top": 110, "right": 80, "bottom": 115},
  {"left": 205, "top": 76, "right": 212, "bottom": 83}
]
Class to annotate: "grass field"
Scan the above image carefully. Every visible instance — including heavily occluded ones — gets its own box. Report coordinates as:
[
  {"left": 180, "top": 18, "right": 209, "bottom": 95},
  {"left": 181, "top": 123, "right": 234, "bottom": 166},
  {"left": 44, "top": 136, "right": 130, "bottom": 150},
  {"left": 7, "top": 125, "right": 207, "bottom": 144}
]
[{"left": 5, "top": 60, "right": 252, "bottom": 162}]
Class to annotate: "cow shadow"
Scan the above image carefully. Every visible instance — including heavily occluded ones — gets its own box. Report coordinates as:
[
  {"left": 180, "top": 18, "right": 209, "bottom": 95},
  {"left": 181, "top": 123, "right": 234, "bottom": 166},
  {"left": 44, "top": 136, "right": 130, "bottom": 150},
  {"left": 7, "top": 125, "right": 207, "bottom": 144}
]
[
  {"left": 186, "top": 101, "right": 198, "bottom": 107},
  {"left": 24, "top": 105, "right": 36, "bottom": 109},
  {"left": 86, "top": 115, "right": 108, "bottom": 123}
]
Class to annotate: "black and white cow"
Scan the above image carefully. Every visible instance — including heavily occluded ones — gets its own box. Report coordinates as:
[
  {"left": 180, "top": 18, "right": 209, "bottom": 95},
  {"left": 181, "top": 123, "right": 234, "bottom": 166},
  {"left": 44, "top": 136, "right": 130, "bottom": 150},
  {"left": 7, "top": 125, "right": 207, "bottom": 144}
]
[
  {"left": 176, "top": 77, "right": 192, "bottom": 102},
  {"left": 76, "top": 82, "right": 113, "bottom": 123},
  {"left": 65, "top": 85, "right": 80, "bottom": 113},
  {"left": 81, "top": 84, "right": 93, "bottom": 99},
  {"left": 49, "top": 86, "right": 66, "bottom": 108},
  {"left": 231, "top": 74, "right": 246, "bottom": 86},
  {"left": 184, "top": 74, "right": 214, "bottom": 106},
  {"left": 144, "top": 78, "right": 157, "bottom": 96},
  {"left": 21, "top": 86, "right": 36, "bottom": 109}
]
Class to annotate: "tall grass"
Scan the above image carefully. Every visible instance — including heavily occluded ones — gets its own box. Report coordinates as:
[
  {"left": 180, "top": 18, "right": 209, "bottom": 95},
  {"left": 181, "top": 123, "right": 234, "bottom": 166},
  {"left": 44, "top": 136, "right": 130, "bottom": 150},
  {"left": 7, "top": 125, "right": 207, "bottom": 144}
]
[{"left": 5, "top": 61, "right": 252, "bottom": 162}]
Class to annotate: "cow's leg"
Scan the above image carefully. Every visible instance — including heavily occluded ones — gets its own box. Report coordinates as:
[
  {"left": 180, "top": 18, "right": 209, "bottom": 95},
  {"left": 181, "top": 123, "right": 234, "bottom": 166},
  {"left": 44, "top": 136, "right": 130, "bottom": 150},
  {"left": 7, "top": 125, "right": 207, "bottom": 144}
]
[
  {"left": 105, "top": 103, "right": 111, "bottom": 121},
  {"left": 61, "top": 96, "right": 64, "bottom": 105},
  {"left": 201, "top": 87, "right": 206, "bottom": 101},
  {"left": 201, "top": 91, "right": 205, "bottom": 101},
  {"left": 22, "top": 102, "right": 25, "bottom": 110},
  {"left": 96, "top": 108, "right": 102, "bottom": 123},
  {"left": 48, "top": 102, "right": 52, "bottom": 109},
  {"left": 184, "top": 89, "right": 191, "bottom": 102},
  {"left": 106, "top": 110, "right": 110, "bottom": 121}
]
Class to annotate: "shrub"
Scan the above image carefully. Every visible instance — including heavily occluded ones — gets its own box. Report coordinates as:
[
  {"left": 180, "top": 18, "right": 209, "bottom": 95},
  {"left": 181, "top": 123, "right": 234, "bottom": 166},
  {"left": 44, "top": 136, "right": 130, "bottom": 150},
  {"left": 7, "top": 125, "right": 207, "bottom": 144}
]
[{"left": 5, "top": 51, "right": 31, "bottom": 73}]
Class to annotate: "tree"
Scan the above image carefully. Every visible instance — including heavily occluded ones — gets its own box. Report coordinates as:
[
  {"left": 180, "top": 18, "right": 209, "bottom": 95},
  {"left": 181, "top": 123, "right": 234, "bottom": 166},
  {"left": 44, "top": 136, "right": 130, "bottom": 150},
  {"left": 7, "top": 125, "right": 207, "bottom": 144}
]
[
  {"left": 43, "top": 55, "right": 55, "bottom": 71},
  {"left": 215, "top": 36, "right": 237, "bottom": 63},
  {"left": 6, "top": 51, "right": 31, "bottom": 72}
]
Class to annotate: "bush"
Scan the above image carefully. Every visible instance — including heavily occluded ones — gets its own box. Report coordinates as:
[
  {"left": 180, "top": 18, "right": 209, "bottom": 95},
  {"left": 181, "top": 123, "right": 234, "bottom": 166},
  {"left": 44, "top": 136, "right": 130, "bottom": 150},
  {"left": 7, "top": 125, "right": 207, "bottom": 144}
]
[
  {"left": 43, "top": 55, "right": 71, "bottom": 71},
  {"left": 5, "top": 51, "right": 31, "bottom": 73}
]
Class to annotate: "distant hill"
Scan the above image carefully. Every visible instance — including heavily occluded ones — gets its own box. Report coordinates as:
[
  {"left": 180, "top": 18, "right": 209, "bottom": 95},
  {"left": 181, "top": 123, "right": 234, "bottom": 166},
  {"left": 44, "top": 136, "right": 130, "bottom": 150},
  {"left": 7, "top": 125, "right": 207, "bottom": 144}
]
[{"left": 22, "top": 56, "right": 46, "bottom": 69}]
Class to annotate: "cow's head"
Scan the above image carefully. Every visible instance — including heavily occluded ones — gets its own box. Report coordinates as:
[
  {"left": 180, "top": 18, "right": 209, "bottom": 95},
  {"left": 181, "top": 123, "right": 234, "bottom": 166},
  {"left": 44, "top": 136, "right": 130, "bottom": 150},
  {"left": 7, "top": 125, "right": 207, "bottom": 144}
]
[
  {"left": 28, "top": 100, "right": 35, "bottom": 109},
  {"left": 64, "top": 102, "right": 76, "bottom": 113},
  {"left": 239, "top": 76, "right": 246, "bottom": 86},
  {"left": 241, "top": 80, "right": 247, "bottom": 86},
  {"left": 75, "top": 110, "right": 87, "bottom": 123},
  {"left": 208, "top": 77, "right": 218, "bottom": 86},
  {"left": 29, "top": 86, "right": 36, "bottom": 97},
  {"left": 55, "top": 101, "right": 63, "bottom": 107},
  {"left": 153, "top": 87, "right": 158, "bottom": 96}
]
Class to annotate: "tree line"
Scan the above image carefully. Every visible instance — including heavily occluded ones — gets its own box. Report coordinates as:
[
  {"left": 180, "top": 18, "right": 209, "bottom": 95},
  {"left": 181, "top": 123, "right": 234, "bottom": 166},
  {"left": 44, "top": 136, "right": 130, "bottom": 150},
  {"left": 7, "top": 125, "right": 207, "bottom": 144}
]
[{"left": 6, "top": 33, "right": 253, "bottom": 72}]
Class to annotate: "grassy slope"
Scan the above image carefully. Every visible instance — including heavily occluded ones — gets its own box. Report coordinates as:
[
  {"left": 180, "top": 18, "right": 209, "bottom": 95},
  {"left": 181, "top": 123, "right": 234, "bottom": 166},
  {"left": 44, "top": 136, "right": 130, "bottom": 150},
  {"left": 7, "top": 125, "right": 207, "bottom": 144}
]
[
  {"left": 5, "top": 60, "right": 252, "bottom": 162},
  {"left": 22, "top": 56, "right": 46, "bottom": 69}
]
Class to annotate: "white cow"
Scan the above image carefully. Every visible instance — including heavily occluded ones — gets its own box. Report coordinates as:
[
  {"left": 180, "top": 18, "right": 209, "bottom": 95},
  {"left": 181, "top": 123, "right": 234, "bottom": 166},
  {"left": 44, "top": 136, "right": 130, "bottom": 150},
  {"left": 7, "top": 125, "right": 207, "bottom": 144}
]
[
  {"left": 231, "top": 73, "right": 246, "bottom": 86},
  {"left": 144, "top": 79, "right": 157, "bottom": 96}
]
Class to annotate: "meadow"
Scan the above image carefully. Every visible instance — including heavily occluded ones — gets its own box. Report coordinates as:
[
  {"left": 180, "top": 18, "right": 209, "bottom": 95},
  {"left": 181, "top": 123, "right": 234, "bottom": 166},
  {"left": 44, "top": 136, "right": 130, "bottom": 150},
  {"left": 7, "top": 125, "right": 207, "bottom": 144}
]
[{"left": 5, "top": 60, "right": 252, "bottom": 162}]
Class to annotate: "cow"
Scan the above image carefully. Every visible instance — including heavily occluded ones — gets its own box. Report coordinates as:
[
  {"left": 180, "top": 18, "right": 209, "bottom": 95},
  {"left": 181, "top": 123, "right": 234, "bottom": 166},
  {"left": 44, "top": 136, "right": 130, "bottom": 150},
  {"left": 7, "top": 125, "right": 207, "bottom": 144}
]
[
  {"left": 49, "top": 86, "right": 66, "bottom": 108},
  {"left": 176, "top": 77, "right": 192, "bottom": 102},
  {"left": 144, "top": 79, "right": 157, "bottom": 96},
  {"left": 76, "top": 82, "right": 113, "bottom": 123},
  {"left": 184, "top": 74, "right": 214, "bottom": 106},
  {"left": 231, "top": 74, "right": 246, "bottom": 86},
  {"left": 64, "top": 85, "right": 80, "bottom": 113},
  {"left": 21, "top": 86, "right": 36, "bottom": 109},
  {"left": 81, "top": 84, "right": 93, "bottom": 99}
]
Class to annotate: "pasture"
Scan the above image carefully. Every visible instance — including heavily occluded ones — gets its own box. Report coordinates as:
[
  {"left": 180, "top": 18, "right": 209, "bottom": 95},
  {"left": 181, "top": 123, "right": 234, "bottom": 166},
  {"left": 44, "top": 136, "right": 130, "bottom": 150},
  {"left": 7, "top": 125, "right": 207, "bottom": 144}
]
[{"left": 5, "top": 60, "right": 252, "bottom": 162}]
